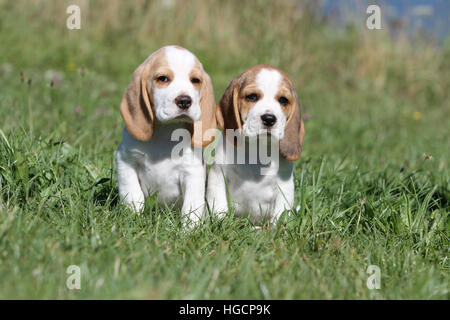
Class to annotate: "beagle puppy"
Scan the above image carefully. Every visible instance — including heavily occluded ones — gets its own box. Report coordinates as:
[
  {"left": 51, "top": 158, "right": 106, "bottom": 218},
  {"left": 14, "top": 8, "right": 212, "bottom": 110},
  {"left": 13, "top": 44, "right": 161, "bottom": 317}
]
[
  {"left": 116, "top": 46, "right": 216, "bottom": 225},
  {"left": 206, "top": 65, "right": 305, "bottom": 224}
]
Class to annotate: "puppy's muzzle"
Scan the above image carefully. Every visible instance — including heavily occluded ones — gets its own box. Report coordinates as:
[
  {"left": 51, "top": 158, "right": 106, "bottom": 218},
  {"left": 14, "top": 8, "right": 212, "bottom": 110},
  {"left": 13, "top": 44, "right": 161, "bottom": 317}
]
[
  {"left": 260, "top": 113, "right": 277, "bottom": 127},
  {"left": 175, "top": 95, "right": 192, "bottom": 110}
]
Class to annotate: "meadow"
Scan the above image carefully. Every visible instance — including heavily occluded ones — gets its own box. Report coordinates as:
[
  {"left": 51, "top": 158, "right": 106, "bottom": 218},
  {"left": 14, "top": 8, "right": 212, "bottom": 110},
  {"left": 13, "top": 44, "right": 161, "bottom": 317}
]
[{"left": 0, "top": 0, "right": 448, "bottom": 299}]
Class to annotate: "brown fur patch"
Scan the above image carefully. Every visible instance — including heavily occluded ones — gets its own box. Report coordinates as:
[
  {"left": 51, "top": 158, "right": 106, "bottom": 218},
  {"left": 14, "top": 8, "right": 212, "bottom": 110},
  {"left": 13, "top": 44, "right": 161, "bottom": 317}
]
[{"left": 120, "top": 48, "right": 168, "bottom": 141}]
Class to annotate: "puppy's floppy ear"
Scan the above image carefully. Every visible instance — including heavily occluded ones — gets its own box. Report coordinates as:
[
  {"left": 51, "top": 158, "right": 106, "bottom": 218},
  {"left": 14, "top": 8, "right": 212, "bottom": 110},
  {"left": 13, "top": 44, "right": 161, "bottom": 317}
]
[
  {"left": 120, "top": 55, "right": 155, "bottom": 141},
  {"left": 216, "top": 76, "right": 242, "bottom": 131},
  {"left": 280, "top": 88, "right": 305, "bottom": 161},
  {"left": 191, "top": 71, "right": 217, "bottom": 147}
]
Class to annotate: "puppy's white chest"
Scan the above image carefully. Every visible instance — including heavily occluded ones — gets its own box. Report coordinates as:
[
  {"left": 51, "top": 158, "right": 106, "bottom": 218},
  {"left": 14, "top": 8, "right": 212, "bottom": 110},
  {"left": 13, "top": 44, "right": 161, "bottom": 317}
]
[
  {"left": 117, "top": 127, "right": 202, "bottom": 208},
  {"left": 137, "top": 154, "right": 182, "bottom": 205},
  {"left": 227, "top": 165, "right": 280, "bottom": 214},
  {"left": 206, "top": 135, "right": 295, "bottom": 223}
]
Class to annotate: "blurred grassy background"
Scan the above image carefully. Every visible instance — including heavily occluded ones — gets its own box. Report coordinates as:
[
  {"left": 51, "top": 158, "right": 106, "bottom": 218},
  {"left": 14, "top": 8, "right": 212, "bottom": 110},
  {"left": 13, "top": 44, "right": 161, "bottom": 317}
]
[
  {"left": 1, "top": 0, "right": 449, "bottom": 166},
  {"left": 0, "top": 0, "right": 448, "bottom": 299}
]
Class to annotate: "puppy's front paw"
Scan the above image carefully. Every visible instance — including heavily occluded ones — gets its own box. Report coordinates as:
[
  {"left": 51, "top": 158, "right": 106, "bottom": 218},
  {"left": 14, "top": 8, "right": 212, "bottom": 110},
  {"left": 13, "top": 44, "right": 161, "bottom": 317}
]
[
  {"left": 180, "top": 208, "right": 204, "bottom": 230},
  {"left": 123, "top": 199, "right": 144, "bottom": 214},
  {"left": 214, "top": 211, "right": 228, "bottom": 221},
  {"left": 206, "top": 201, "right": 229, "bottom": 221}
]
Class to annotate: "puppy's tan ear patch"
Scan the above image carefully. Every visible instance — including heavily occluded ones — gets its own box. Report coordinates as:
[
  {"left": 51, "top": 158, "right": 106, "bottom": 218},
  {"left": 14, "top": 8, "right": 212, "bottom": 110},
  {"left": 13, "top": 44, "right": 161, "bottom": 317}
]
[
  {"left": 192, "top": 72, "right": 217, "bottom": 147},
  {"left": 279, "top": 89, "right": 305, "bottom": 161},
  {"left": 216, "top": 77, "right": 242, "bottom": 132},
  {"left": 120, "top": 57, "right": 155, "bottom": 141}
]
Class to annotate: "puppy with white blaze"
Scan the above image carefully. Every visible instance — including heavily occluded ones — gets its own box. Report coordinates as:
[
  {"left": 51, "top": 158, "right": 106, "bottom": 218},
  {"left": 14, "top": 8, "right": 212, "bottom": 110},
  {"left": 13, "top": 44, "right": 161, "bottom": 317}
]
[
  {"left": 116, "top": 46, "right": 217, "bottom": 225},
  {"left": 206, "top": 65, "right": 305, "bottom": 224}
]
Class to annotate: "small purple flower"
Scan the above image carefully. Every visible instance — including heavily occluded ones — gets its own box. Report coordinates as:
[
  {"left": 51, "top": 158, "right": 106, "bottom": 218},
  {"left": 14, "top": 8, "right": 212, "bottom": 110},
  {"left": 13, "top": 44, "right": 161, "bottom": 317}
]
[
  {"left": 45, "top": 70, "right": 63, "bottom": 88},
  {"left": 303, "top": 113, "right": 311, "bottom": 121},
  {"left": 75, "top": 106, "right": 83, "bottom": 115}
]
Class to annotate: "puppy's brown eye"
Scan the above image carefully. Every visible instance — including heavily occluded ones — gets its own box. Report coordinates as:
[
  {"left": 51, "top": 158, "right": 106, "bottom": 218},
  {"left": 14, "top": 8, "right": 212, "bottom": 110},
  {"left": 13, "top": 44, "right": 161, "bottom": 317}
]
[
  {"left": 157, "top": 76, "right": 169, "bottom": 83},
  {"left": 246, "top": 93, "right": 258, "bottom": 102},
  {"left": 279, "top": 97, "right": 289, "bottom": 106},
  {"left": 191, "top": 77, "right": 201, "bottom": 84}
]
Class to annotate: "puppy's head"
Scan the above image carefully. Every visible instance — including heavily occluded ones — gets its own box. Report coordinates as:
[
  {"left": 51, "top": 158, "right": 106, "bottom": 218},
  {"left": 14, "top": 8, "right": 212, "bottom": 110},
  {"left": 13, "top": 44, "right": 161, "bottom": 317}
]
[
  {"left": 120, "top": 45, "right": 216, "bottom": 147},
  {"left": 217, "top": 65, "right": 305, "bottom": 161}
]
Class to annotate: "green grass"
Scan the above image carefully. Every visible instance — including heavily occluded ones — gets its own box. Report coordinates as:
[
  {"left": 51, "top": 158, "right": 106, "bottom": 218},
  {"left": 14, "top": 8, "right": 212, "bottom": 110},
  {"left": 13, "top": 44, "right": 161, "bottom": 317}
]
[{"left": 0, "top": 0, "right": 448, "bottom": 299}]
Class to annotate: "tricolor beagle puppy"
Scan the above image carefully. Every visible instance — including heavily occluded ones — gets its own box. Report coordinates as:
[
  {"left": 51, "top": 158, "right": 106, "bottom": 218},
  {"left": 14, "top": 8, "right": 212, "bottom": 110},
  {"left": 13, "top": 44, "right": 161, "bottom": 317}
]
[
  {"left": 116, "top": 46, "right": 216, "bottom": 224},
  {"left": 206, "top": 65, "right": 305, "bottom": 224}
]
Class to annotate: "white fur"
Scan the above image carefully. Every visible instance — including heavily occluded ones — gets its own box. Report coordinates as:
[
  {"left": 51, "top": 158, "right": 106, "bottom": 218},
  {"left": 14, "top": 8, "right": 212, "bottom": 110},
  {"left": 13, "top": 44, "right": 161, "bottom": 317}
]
[
  {"left": 207, "top": 68, "right": 294, "bottom": 224},
  {"left": 116, "top": 46, "right": 206, "bottom": 225},
  {"left": 242, "top": 69, "right": 286, "bottom": 140},
  {"left": 153, "top": 47, "right": 202, "bottom": 123}
]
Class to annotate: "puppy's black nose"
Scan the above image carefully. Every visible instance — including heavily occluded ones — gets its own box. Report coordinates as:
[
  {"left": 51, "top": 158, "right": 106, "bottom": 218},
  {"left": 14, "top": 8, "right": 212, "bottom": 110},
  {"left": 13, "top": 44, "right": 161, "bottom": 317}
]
[
  {"left": 261, "top": 113, "right": 277, "bottom": 127},
  {"left": 175, "top": 95, "right": 192, "bottom": 110}
]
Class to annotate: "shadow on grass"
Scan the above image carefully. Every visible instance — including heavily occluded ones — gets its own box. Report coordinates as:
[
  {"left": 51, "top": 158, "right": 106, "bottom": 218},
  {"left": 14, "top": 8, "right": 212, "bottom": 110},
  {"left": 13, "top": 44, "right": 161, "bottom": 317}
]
[{"left": 92, "top": 178, "right": 119, "bottom": 209}]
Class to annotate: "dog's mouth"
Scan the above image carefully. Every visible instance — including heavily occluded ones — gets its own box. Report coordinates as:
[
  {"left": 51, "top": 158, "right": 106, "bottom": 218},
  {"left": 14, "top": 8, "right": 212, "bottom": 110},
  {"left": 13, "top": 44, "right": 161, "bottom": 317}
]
[
  {"left": 256, "top": 129, "right": 284, "bottom": 141},
  {"left": 173, "top": 114, "right": 194, "bottom": 123},
  {"left": 257, "top": 129, "right": 273, "bottom": 136}
]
